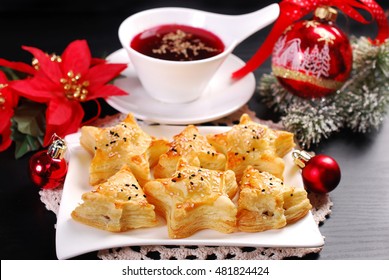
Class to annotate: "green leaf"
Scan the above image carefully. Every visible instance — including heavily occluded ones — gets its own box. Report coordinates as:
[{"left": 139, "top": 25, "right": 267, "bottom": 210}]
[
  {"left": 10, "top": 100, "right": 46, "bottom": 159},
  {"left": 14, "top": 134, "right": 44, "bottom": 159},
  {"left": 12, "top": 101, "right": 46, "bottom": 137}
]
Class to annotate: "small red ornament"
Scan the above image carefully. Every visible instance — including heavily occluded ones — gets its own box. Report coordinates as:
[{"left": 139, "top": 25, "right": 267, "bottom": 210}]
[
  {"left": 29, "top": 134, "right": 68, "bottom": 189},
  {"left": 271, "top": 6, "right": 352, "bottom": 98},
  {"left": 293, "top": 150, "right": 341, "bottom": 193}
]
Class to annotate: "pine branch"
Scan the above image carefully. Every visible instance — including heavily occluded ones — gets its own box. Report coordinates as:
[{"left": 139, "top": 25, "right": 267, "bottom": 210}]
[
  {"left": 282, "top": 99, "right": 343, "bottom": 148},
  {"left": 337, "top": 37, "right": 389, "bottom": 133}
]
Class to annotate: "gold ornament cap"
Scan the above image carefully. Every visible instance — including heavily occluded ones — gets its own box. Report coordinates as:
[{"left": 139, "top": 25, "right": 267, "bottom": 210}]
[
  {"left": 47, "top": 134, "right": 67, "bottom": 159},
  {"left": 314, "top": 6, "right": 338, "bottom": 22},
  {"left": 292, "top": 150, "right": 313, "bottom": 169}
]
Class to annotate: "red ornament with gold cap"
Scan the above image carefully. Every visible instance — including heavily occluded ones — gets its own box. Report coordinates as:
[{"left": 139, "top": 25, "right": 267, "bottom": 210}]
[
  {"left": 271, "top": 6, "right": 352, "bottom": 98},
  {"left": 232, "top": 0, "right": 389, "bottom": 82},
  {"left": 29, "top": 134, "right": 68, "bottom": 189},
  {"left": 292, "top": 150, "right": 341, "bottom": 193}
]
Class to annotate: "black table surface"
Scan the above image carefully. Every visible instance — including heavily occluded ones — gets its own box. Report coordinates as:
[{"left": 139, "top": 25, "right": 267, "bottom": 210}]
[{"left": 1, "top": 0, "right": 388, "bottom": 260}]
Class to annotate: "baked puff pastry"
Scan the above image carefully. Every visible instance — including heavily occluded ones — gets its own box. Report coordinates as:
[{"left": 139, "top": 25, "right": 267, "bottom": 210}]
[
  {"left": 207, "top": 114, "right": 295, "bottom": 181},
  {"left": 237, "top": 166, "right": 287, "bottom": 232},
  {"left": 153, "top": 125, "right": 226, "bottom": 179},
  {"left": 144, "top": 160, "right": 238, "bottom": 238},
  {"left": 80, "top": 114, "right": 168, "bottom": 186},
  {"left": 71, "top": 165, "right": 158, "bottom": 232},
  {"left": 237, "top": 166, "right": 312, "bottom": 232}
]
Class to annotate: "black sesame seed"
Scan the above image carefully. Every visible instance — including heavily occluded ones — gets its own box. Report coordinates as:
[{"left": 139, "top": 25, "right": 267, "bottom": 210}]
[
  {"left": 123, "top": 137, "right": 127, "bottom": 142},
  {"left": 128, "top": 196, "right": 132, "bottom": 200},
  {"left": 143, "top": 195, "right": 146, "bottom": 198},
  {"left": 125, "top": 184, "right": 130, "bottom": 186}
]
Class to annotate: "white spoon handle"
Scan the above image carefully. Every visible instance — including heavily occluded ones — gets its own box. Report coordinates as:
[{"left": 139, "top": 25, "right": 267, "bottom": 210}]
[{"left": 229, "top": 3, "right": 280, "bottom": 45}]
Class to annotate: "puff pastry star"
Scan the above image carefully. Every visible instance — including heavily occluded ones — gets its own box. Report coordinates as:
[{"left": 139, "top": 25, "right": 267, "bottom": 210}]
[
  {"left": 80, "top": 113, "right": 168, "bottom": 186},
  {"left": 237, "top": 166, "right": 286, "bottom": 232},
  {"left": 207, "top": 114, "right": 295, "bottom": 181},
  {"left": 71, "top": 165, "right": 158, "bottom": 232},
  {"left": 154, "top": 125, "right": 226, "bottom": 179},
  {"left": 144, "top": 160, "right": 238, "bottom": 238},
  {"left": 237, "top": 166, "right": 312, "bottom": 232}
]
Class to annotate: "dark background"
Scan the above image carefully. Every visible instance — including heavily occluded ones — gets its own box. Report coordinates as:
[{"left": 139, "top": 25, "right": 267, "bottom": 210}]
[{"left": 1, "top": 0, "right": 388, "bottom": 260}]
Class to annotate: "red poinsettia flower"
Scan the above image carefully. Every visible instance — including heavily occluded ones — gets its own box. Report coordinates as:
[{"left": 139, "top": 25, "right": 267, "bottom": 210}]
[
  {"left": 0, "top": 71, "right": 19, "bottom": 151},
  {"left": 9, "top": 40, "right": 127, "bottom": 146}
]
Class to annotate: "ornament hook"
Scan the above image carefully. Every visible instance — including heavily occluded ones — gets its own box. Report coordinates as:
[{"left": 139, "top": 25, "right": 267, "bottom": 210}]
[{"left": 47, "top": 133, "right": 67, "bottom": 159}]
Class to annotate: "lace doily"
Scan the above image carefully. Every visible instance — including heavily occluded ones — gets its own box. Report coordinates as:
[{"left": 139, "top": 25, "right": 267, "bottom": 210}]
[{"left": 39, "top": 105, "right": 333, "bottom": 260}]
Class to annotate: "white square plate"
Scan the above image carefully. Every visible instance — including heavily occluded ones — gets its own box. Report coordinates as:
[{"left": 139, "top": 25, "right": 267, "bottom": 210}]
[{"left": 56, "top": 126, "right": 324, "bottom": 259}]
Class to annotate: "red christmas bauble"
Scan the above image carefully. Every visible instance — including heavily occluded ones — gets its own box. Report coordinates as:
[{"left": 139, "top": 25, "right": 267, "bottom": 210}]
[
  {"left": 302, "top": 154, "right": 341, "bottom": 193},
  {"left": 271, "top": 7, "right": 352, "bottom": 98},
  {"left": 29, "top": 134, "right": 68, "bottom": 189},
  {"left": 29, "top": 150, "right": 68, "bottom": 189}
]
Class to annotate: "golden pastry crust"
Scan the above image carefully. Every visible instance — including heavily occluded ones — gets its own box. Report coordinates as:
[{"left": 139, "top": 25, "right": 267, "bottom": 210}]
[
  {"left": 154, "top": 125, "right": 226, "bottom": 179},
  {"left": 260, "top": 170, "right": 312, "bottom": 224},
  {"left": 237, "top": 166, "right": 312, "bottom": 232},
  {"left": 80, "top": 126, "right": 100, "bottom": 155},
  {"left": 207, "top": 114, "right": 295, "bottom": 181},
  {"left": 144, "top": 160, "right": 237, "bottom": 238},
  {"left": 281, "top": 182, "right": 313, "bottom": 224},
  {"left": 71, "top": 165, "right": 158, "bottom": 232},
  {"left": 237, "top": 166, "right": 286, "bottom": 232},
  {"left": 81, "top": 114, "right": 168, "bottom": 186}
]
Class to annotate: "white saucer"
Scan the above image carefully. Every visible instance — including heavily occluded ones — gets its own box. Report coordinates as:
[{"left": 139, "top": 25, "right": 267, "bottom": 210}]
[{"left": 106, "top": 49, "right": 255, "bottom": 124}]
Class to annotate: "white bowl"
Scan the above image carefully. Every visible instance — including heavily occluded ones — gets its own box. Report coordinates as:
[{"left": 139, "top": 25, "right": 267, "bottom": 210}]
[{"left": 119, "top": 5, "right": 279, "bottom": 103}]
